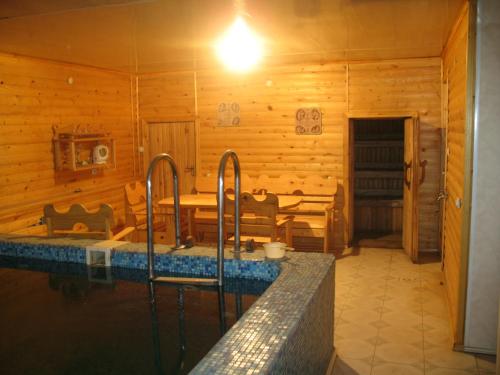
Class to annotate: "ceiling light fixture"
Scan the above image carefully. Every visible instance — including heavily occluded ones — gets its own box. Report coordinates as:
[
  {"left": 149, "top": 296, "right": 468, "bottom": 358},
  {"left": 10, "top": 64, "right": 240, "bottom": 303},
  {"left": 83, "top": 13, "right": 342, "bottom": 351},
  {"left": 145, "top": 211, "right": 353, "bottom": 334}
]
[{"left": 215, "top": 2, "right": 263, "bottom": 73}]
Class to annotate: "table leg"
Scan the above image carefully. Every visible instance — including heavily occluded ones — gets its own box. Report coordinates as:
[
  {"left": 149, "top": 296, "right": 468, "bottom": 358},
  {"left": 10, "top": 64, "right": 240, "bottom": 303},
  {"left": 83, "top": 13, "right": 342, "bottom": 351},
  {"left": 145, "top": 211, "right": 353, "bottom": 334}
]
[{"left": 186, "top": 208, "right": 196, "bottom": 240}]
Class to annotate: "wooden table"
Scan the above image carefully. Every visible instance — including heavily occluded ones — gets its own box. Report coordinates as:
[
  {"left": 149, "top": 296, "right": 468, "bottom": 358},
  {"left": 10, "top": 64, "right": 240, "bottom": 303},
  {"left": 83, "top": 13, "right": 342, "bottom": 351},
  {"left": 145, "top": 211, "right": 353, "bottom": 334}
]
[
  {"left": 159, "top": 193, "right": 302, "bottom": 239},
  {"left": 159, "top": 194, "right": 302, "bottom": 210}
]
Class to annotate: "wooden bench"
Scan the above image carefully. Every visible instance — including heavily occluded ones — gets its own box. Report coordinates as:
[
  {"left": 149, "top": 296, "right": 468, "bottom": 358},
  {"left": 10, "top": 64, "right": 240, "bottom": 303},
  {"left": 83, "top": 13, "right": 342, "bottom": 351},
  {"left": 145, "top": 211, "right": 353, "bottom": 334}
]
[
  {"left": 192, "top": 174, "right": 338, "bottom": 252},
  {"left": 254, "top": 174, "right": 337, "bottom": 253},
  {"left": 44, "top": 203, "right": 135, "bottom": 241}
]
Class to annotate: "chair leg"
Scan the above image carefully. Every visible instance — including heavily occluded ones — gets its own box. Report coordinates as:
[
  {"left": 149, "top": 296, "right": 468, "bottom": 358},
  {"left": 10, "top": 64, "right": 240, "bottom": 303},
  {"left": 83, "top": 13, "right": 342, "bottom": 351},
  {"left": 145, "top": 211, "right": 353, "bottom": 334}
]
[{"left": 285, "top": 221, "right": 293, "bottom": 247}]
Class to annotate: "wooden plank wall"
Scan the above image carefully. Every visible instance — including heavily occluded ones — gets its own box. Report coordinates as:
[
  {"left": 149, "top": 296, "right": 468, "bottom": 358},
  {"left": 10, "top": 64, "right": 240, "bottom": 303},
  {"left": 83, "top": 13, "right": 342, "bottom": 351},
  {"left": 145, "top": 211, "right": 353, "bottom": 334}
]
[
  {"left": 0, "top": 53, "right": 137, "bottom": 234},
  {"left": 137, "top": 58, "right": 442, "bottom": 251},
  {"left": 441, "top": 4, "right": 469, "bottom": 344}
]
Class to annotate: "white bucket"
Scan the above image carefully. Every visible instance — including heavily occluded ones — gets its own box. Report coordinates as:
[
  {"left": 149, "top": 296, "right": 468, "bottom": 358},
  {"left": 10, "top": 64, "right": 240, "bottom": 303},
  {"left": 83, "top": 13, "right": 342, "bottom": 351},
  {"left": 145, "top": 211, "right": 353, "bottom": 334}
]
[{"left": 263, "top": 242, "right": 287, "bottom": 259}]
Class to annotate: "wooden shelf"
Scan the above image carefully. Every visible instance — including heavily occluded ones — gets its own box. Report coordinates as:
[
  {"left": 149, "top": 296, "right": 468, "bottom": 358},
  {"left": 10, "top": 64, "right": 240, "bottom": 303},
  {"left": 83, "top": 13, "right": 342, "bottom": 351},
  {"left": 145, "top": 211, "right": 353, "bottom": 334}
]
[
  {"left": 355, "top": 140, "right": 404, "bottom": 146},
  {"left": 53, "top": 133, "right": 116, "bottom": 172},
  {"left": 354, "top": 137, "right": 404, "bottom": 200},
  {"left": 355, "top": 163, "right": 403, "bottom": 170}
]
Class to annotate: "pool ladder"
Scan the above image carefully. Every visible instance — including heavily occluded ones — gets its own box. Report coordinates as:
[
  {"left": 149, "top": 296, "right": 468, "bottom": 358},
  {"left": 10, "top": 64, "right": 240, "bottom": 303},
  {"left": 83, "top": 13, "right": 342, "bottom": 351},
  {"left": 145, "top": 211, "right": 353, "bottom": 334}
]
[{"left": 146, "top": 150, "right": 241, "bottom": 287}]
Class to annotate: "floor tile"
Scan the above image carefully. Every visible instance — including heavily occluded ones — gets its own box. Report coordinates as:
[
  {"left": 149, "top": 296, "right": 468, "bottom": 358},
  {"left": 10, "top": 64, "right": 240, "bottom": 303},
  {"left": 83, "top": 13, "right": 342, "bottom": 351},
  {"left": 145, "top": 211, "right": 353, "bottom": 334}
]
[
  {"left": 378, "top": 325, "right": 424, "bottom": 346},
  {"left": 422, "top": 315, "right": 450, "bottom": 334},
  {"left": 379, "top": 311, "right": 423, "bottom": 329},
  {"left": 374, "top": 342, "right": 424, "bottom": 366},
  {"left": 340, "top": 308, "right": 382, "bottom": 325},
  {"left": 423, "top": 328, "right": 453, "bottom": 348},
  {"left": 335, "top": 338, "right": 376, "bottom": 360},
  {"left": 333, "top": 248, "right": 483, "bottom": 375},
  {"left": 422, "top": 301, "right": 449, "bottom": 318},
  {"left": 371, "top": 362, "right": 424, "bottom": 375},
  {"left": 335, "top": 321, "right": 379, "bottom": 341},
  {"left": 332, "top": 357, "right": 372, "bottom": 375},
  {"left": 475, "top": 353, "right": 496, "bottom": 374},
  {"left": 426, "top": 367, "right": 479, "bottom": 375},
  {"left": 424, "top": 347, "right": 478, "bottom": 371}
]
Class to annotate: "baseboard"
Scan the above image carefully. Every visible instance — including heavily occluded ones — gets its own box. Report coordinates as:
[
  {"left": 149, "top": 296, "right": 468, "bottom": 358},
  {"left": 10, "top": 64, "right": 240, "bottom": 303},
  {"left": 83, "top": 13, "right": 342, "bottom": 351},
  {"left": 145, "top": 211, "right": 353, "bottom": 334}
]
[
  {"left": 462, "top": 345, "right": 496, "bottom": 355},
  {"left": 325, "top": 348, "right": 337, "bottom": 375}
]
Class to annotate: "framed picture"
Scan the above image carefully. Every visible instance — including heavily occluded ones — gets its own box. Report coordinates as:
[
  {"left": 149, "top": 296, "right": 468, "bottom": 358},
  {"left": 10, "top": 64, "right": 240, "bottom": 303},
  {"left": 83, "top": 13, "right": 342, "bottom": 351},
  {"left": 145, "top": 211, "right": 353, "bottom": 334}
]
[
  {"left": 295, "top": 107, "right": 322, "bottom": 135},
  {"left": 217, "top": 102, "right": 241, "bottom": 127}
]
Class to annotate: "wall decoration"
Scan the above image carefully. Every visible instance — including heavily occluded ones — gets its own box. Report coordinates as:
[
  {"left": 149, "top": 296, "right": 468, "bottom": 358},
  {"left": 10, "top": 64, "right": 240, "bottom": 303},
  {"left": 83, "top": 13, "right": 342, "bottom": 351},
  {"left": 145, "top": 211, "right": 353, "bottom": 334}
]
[
  {"left": 217, "top": 102, "right": 241, "bottom": 127},
  {"left": 295, "top": 107, "right": 322, "bottom": 135},
  {"left": 52, "top": 125, "right": 115, "bottom": 172}
]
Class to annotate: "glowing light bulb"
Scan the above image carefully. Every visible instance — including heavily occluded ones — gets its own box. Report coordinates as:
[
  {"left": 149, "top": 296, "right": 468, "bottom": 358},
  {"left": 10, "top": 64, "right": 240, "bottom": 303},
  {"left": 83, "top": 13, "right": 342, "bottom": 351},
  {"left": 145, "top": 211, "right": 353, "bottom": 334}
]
[{"left": 215, "top": 16, "right": 263, "bottom": 72}]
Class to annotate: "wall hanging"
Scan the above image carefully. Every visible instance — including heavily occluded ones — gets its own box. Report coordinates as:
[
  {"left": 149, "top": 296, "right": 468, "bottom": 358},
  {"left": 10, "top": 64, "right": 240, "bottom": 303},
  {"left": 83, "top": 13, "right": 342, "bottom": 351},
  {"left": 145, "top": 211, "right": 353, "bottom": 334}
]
[
  {"left": 295, "top": 107, "right": 322, "bottom": 135},
  {"left": 217, "top": 102, "right": 241, "bottom": 127},
  {"left": 52, "top": 125, "right": 116, "bottom": 172}
]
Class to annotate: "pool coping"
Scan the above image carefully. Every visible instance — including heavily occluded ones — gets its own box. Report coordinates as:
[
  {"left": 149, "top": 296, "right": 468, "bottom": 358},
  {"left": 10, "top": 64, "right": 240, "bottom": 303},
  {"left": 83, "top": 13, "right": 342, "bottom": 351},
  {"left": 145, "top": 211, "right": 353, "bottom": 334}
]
[{"left": 0, "top": 234, "right": 335, "bottom": 374}]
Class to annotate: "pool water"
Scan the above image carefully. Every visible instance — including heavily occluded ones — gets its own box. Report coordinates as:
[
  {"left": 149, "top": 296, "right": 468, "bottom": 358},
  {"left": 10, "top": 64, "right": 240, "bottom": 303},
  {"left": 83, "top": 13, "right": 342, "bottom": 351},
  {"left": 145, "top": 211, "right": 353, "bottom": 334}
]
[{"left": 0, "top": 256, "right": 271, "bottom": 375}]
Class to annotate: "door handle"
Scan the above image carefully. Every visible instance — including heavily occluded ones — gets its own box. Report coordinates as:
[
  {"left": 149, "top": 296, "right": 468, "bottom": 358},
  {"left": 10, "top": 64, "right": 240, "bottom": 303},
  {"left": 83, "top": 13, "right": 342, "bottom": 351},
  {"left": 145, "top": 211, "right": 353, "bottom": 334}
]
[
  {"left": 436, "top": 192, "right": 448, "bottom": 201},
  {"left": 184, "top": 167, "right": 195, "bottom": 176},
  {"left": 404, "top": 161, "right": 412, "bottom": 189},
  {"left": 419, "top": 160, "right": 427, "bottom": 185}
]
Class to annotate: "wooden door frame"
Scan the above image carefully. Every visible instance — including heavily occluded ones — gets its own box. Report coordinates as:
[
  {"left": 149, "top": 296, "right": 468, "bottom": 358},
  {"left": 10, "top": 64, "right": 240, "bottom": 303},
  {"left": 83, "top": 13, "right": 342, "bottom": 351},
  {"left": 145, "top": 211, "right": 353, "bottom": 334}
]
[
  {"left": 454, "top": 0, "right": 477, "bottom": 350},
  {"left": 344, "top": 111, "right": 418, "bottom": 248}
]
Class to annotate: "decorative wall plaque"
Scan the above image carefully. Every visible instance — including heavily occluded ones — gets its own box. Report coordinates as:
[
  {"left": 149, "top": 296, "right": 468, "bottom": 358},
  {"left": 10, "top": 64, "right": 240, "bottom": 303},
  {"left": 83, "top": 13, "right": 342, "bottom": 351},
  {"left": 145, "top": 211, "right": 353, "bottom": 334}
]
[
  {"left": 295, "top": 107, "right": 322, "bottom": 135},
  {"left": 217, "top": 102, "right": 241, "bottom": 127}
]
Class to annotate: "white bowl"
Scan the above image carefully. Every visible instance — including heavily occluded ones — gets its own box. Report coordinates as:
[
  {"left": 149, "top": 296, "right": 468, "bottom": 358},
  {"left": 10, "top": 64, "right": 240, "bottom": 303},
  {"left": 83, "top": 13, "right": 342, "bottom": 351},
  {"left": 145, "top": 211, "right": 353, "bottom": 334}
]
[{"left": 263, "top": 242, "right": 286, "bottom": 259}]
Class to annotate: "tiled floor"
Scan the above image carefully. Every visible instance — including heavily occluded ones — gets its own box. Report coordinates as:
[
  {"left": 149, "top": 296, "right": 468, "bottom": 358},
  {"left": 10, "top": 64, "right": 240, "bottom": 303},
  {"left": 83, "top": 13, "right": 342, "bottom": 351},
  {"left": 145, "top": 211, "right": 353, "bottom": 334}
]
[{"left": 332, "top": 247, "right": 497, "bottom": 375}]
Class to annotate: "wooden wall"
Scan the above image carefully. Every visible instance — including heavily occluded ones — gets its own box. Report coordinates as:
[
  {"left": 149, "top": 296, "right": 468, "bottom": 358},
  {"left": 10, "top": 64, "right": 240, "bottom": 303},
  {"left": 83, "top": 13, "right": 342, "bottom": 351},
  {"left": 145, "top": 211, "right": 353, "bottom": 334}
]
[
  {"left": 0, "top": 54, "right": 444, "bottom": 251},
  {"left": 0, "top": 53, "right": 137, "bottom": 234},
  {"left": 136, "top": 58, "right": 442, "bottom": 251},
  {"left": 441, "top": 4, "right": 470, "bottom": 344}
]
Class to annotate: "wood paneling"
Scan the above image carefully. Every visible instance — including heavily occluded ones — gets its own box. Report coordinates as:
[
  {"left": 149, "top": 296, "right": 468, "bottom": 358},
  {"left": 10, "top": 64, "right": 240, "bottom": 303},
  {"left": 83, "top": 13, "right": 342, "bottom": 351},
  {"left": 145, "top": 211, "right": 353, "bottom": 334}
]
[
  {"left": 354, "top": 200, "right": 403, "bottom": 233},
  {"left": 441, "top": 3, "right": 470, "bottom": 345},
  {"left": 137, "top": 57, "right": 442, "bottom": 251},
  {"left": 137, "top": 72, "right": 195, "bottom": 122},
  {"left": 0, "top": 53, "right": 136, "bottom": 234}
]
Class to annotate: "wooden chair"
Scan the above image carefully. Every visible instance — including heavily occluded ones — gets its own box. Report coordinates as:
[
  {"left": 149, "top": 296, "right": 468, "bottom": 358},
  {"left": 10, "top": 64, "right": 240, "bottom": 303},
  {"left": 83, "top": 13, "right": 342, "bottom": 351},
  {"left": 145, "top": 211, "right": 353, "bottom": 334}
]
[
  {"left": 124, "top": 181, "right": 169, "bottom": 243},
  {"left": 124, "top": 181, "right": 148, "bottom": 228},
  {"left": 224, "top": 192, "right": 294, "bottom": 247},
  {"left": 44, "top": 203, "right": 134, "bottom": 240}
]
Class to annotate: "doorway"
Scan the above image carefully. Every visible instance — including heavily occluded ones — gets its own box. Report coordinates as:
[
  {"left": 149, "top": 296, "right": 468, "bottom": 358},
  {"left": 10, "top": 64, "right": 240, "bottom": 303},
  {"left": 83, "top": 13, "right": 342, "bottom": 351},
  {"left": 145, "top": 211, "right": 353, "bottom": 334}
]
[
  {"left": 142, "top": 120, "right": 196, "bottom": 242},
  {"left": 347, "top": 116, "right": 420, "bottom": 261},
  {"left": 352, "top": 119, "right": 405, "bottom": 248},
  {"left": 143, "top": 121, "right": 196, "bottom": 199}
]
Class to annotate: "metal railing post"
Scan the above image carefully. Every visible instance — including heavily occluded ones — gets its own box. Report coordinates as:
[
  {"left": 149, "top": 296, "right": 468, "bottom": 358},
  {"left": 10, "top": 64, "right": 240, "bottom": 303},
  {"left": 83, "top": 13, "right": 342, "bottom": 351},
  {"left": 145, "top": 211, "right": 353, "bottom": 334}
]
[
  {"left": 217, "top": 150, "right": 241, "bottom": 286},
  {"left": 146, "top": 153, "right": 183, "bottom": 280}
]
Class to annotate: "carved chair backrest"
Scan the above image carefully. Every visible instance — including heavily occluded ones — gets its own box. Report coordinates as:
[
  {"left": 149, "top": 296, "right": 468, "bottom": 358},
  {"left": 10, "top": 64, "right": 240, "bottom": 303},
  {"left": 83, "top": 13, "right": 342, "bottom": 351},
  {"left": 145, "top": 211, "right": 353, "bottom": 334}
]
[{"left": 44, "top": 203, "right": 115, "bottom": 240}]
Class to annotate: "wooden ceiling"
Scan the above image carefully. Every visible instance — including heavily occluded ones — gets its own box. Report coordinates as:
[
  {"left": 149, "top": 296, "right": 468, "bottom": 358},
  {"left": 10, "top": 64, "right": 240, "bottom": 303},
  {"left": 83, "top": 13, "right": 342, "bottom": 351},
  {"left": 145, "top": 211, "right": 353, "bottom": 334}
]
[{"left": 0, "top": 0, "right": 465, "bottom": 72}]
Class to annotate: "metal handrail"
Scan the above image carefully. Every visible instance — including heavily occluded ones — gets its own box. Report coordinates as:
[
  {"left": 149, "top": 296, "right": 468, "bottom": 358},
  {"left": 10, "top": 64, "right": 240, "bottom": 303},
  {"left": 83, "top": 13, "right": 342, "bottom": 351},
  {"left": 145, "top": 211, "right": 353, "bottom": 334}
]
[
  {"left": 145, "top": 150, "right": 241, "bottom": 287},
  {"left": 217, "top": 150, "right": 241, "bottom": 286},
  {"left": 146, "top": 153, "right": 184, "bottom": 280}
]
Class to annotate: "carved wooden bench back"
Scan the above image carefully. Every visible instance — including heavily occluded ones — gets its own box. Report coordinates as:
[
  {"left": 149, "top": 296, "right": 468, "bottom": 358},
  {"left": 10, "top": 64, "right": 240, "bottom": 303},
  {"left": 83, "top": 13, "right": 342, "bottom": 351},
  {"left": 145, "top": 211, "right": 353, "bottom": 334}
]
[{"left": 44, "top": 203, "right": 115, "bottom": 240}]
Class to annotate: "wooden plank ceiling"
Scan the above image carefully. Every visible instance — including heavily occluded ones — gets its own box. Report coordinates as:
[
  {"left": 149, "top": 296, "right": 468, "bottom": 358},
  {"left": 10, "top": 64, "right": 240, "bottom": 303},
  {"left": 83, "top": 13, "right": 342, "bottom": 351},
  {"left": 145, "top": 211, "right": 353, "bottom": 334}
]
[{"left": 0, "top": 0, "right": 464, "bottom": 72}]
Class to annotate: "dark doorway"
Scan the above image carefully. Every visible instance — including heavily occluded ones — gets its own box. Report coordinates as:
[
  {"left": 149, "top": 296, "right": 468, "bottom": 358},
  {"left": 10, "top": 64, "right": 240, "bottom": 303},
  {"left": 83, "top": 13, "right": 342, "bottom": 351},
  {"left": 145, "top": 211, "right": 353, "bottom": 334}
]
[{"left": 352, "top": 119, "right": 405, "bottom": 248}]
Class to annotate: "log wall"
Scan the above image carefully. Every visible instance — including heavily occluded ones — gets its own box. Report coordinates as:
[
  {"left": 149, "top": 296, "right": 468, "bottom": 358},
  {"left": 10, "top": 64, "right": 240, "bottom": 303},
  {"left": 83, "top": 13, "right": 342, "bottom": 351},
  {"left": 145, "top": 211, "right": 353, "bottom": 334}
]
[
  {"left": 136, "top": 58, "right": 442, "bottom": 250},
  {"left": 0, "top": 53, "right": 137, "bottom": 234}
]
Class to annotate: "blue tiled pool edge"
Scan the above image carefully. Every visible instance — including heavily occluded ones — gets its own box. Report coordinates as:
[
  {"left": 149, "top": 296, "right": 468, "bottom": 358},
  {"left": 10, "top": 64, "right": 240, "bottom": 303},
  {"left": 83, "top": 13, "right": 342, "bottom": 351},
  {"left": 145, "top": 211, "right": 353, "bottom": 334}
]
[
  {"left": 0, "top": 235, "right": 279, "bottom": 282},
  {"left": 0, "top": 234, "right": 335, "bottom": 374},
  {"left": 192, "top": 251, "right": 335, "bottom": 374}
]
